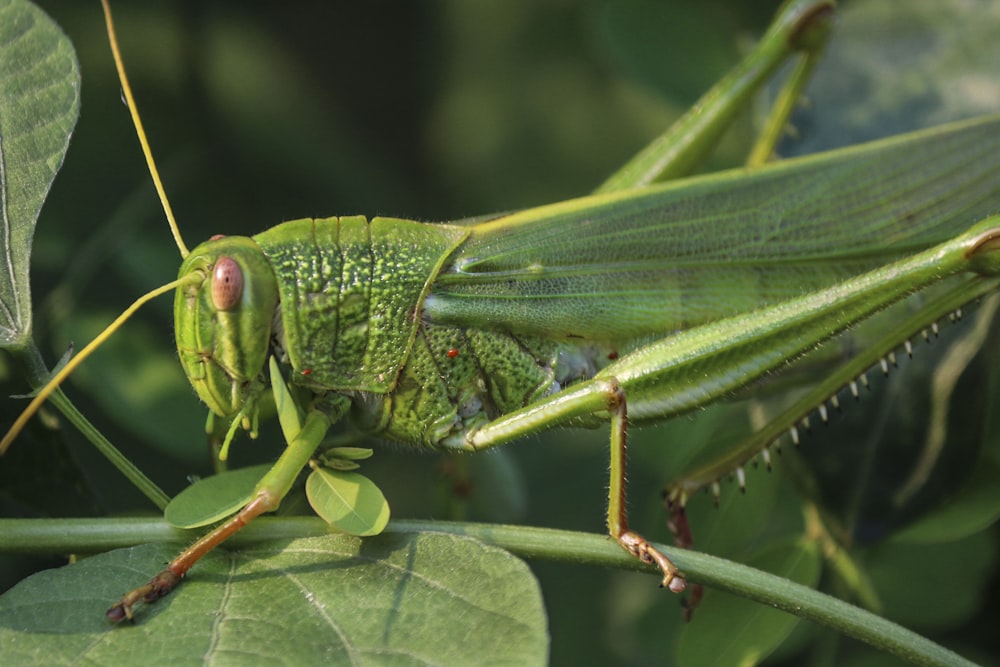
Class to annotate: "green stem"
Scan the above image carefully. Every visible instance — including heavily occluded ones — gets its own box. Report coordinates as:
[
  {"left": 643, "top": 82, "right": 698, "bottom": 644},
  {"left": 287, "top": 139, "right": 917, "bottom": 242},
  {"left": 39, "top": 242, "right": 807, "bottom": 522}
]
[
  {"left": 47, "top": 391, "right": 170, "bottom": 510},
  {"left": 0, "top": 516, "right": 974, "bottom": 667},
  {"left": 9, "top": 343, "right": 169, "bottom": 510}
]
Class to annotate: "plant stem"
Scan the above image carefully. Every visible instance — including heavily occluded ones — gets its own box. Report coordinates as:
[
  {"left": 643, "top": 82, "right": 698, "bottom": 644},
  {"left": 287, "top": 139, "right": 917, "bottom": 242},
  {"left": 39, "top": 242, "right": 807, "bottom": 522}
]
[
  {"left": 8, "top": 343, "right": 169, "bottom": 509},
  {"left": 0, "top": 516, "right": 976, "bottom": 667}
]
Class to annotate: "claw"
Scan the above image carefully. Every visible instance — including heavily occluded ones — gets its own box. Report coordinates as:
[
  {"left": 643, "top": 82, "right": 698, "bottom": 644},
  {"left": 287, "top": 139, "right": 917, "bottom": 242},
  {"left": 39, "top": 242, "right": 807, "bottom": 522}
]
[
  {"left": 107, "top": 569, "right": 182, "bottom": 623},
  {"left": 618, "top": 530, "right": 686, "bottom": 593}
]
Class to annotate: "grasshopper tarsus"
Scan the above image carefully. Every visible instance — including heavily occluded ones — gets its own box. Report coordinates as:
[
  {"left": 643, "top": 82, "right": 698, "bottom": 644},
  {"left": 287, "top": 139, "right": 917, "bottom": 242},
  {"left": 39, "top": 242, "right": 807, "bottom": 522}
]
[
  {"left": 618, "top": 530, "right": 686, "bottom": 593},
  {"left": 105, "top": 605, "right": 128, "bottom": 624},
  {"left": 666, "top": 504, "right": 701, "bottom": 619},
  {"left": 107, "top": 569, "right": 183, "bottom": 623},
  {"left": 667, "top": 504, "right": 694, "bottom": 550},
  {"left": 681, "top": 585, "right": 705, "bottom": 623}
]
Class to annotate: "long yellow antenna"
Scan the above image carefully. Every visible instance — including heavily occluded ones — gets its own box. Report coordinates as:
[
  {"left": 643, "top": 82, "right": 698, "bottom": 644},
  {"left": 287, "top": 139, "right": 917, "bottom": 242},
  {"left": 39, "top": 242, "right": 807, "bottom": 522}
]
[
  {"left": 101, "top": 0, "right": 190, "bottom": 258},
  {"left": 0, "top": 275, "right": 199, "bottom": 454}
]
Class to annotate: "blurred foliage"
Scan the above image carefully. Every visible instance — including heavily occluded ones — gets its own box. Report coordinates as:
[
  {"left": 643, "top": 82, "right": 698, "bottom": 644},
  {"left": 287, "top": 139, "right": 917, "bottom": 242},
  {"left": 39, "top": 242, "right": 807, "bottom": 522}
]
[{"left": 2, "top": 0, "right": 999, "bottom": 665}]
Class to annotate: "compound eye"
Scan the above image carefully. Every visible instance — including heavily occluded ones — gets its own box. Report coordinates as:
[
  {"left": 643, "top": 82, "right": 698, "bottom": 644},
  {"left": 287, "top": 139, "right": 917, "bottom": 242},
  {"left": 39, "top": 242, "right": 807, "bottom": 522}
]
[{"left": 211, "top": 257, "right": 243, "bottom": 311}]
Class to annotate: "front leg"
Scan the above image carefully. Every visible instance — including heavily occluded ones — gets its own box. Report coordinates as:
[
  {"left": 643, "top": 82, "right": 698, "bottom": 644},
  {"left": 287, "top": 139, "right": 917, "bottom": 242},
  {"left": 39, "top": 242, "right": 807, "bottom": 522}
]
[
  {"left": 107, "top": 409, "right": 332, "bottom": 622},
  {"left": 106, "top": 491, "right": 282, "bottom": 622}
]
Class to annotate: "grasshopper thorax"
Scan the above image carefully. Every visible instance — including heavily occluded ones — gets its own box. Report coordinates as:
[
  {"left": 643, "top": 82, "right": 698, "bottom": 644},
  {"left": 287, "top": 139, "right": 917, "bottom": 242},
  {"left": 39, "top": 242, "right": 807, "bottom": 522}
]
[{"left": 174, "top": 236, "right": 280, "bottom": 418}]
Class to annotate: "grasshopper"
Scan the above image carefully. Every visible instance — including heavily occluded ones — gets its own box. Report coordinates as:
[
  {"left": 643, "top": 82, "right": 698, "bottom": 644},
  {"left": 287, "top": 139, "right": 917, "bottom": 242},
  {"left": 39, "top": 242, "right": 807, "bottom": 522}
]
[{"left": 1, "top": 0, "right": 999, "bottom": 661}]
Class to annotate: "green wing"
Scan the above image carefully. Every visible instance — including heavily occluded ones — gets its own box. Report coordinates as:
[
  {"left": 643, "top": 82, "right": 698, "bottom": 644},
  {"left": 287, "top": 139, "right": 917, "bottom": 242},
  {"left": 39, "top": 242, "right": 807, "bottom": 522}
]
[{"left": 423, "top": 115, "right": 1000, "bottom": 342}]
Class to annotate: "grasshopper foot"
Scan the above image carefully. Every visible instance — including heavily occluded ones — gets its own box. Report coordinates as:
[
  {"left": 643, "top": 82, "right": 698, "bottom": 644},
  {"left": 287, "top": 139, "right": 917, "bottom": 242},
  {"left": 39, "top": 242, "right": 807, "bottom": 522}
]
[
  {"left": 666, "top": 501, "right": 704, "bottom": 619},
  {"left": 618, "top": 530, "right": 686, "bottom": 593},
  {"left": 106, "top": 569, "right": 183, "bottom": 623}
]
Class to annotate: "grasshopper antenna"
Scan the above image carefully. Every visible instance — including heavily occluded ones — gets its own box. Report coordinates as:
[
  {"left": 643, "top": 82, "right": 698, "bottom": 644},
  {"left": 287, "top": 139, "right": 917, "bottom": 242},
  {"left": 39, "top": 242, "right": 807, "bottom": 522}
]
[
  {"left": 0, "top": 278, "right": 196, "bottom": 454},
  {"left": 101, "top": 0, "right": 190, "bottom": 258}
]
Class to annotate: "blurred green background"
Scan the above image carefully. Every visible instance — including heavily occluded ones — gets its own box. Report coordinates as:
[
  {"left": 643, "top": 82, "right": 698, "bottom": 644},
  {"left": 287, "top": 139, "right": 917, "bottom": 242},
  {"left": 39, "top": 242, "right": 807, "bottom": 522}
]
[{"left": 2, "top": 0, "right": 999, "bottom": 664}]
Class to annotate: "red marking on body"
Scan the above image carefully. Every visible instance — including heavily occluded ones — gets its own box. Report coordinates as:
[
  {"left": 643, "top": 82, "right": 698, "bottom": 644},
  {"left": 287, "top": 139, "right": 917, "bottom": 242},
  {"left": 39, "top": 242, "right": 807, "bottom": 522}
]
[
  {"left": 301, "top": 368, "right": 312, "bottom": 376},
  {"left": 209, "top": 234, "right": 226, "bottom": 241},
  {"left": 447, "top": 348, "right": 460, "bottom": 358},
  {"left": 607, "top": 351, "right": 619, "bottom": 360}
]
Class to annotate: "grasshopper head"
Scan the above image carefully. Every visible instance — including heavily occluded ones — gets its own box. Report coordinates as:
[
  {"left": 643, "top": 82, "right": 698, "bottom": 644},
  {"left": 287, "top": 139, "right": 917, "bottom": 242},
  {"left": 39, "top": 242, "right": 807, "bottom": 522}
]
[{"left": 175, "top": 236, "right": 279, "bottom": 418}]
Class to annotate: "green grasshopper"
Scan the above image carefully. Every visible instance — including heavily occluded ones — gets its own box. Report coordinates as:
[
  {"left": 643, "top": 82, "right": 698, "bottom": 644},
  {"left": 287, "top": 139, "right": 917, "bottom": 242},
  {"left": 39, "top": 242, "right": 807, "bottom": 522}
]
[{"left": 3, "top": 0, "right": 999, "bottom": 644}]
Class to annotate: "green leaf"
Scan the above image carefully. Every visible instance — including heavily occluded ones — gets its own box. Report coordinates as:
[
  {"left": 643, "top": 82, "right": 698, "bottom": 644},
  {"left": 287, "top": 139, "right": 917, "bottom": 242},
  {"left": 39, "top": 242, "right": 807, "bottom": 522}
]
[
  {"left": 307, "top": 467, "right": 390, "bottom": 537},
  {"left": 323, "top": 446, "right": 374, "bottom": 461},
  {"left": 0, "top": 533, "right": 548, "bottom": 666},
  {"left": 164, "top": 464, "right": 270, "bottom": 529},
  {"left": 595, "top": 0, "right": 739, "bottom": 106},
  {"left": 0, "top": 0, "right": 79, "bottom": 348},
  {"left": 318, "top": 447, "right": 374, "bottom": 471},
  {"left": 891, "top": 456, "right": 1000, "bottom": 544},
  {"left": 865, "top": 530, "right": 998, "bottom": 631},
  {"left": 782, "top": 0, "right": 1000, "bottom": 152}
]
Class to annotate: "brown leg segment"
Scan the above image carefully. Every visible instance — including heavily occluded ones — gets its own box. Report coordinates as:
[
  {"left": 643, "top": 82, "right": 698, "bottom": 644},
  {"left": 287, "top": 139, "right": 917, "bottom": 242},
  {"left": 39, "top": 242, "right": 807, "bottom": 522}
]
[{"left": 107, "top": 491, "right": 279, "bottom": 622}]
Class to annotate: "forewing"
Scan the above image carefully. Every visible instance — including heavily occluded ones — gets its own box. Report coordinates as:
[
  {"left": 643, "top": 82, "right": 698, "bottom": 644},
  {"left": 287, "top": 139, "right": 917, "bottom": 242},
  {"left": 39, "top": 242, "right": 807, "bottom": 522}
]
[{"left": 424, "top": 115, "right": 1000, "bottom": 341}]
